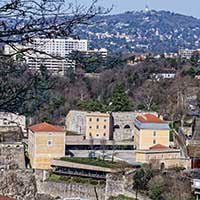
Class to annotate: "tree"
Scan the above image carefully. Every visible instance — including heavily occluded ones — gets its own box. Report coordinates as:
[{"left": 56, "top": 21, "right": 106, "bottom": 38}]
[
  {"left": 148, "top": 175, "right": 165, "bottom": 200},
  {"left": 110, "top": 83, "right": 133, "bottom": 112},
  {"left": 0, "top": 0, "right": 106, "bottom": 52},
  {"left": 135, "top": 80, "right": 158, "bottom": 111},
  {"left": 190, "top": 51, "right": 200, "bottom": 67},
  {"left": 0, "top": 0, "right": 107, "bottom": 113},
  {"left": 132, "top": 168, "right": 153, "bottom": 200},
  {"left": 77, "top": 99, "right": 106, "bottom": 112},
  {"left": 111, "top": 139, "right": 116, "bottom": 162},
  {"left": 100, "top": 137, "right": 107, "bottom": 161}
]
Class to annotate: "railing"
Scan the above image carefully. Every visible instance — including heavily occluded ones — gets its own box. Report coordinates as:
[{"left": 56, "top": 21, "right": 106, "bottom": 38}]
[{"left": 53, "top": 167, "right": 107, "bottom": 179}]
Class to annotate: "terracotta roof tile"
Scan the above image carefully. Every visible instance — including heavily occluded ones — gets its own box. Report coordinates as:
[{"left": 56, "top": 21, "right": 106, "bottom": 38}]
[
  {"left": 29, "top": 122, "right": 64, "bottom": 132},
  {"left": 136, "top": 114, "right": 166, "bottom": 124},
  {"left": 0, "top": 195, "right": 16, "bottom": 200},
  {"left": 150, "top": 144, "right": 169, "bottom": 150}
]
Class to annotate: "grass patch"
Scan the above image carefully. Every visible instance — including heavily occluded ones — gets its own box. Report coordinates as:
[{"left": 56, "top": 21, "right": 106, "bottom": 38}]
[
  {"left": 66, "top": 130, "right": 79, "bottom": 136},
  {"left": 48, "top": 173, "right": 105, "bottom": 185},
  {"left": 59, "top": 157, "right": 131, "bottom": 169}
]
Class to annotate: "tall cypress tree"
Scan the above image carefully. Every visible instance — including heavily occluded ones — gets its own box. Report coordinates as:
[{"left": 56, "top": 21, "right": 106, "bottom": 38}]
[{"left": 110, "top": 83, "right": 133, "bottom": 112}]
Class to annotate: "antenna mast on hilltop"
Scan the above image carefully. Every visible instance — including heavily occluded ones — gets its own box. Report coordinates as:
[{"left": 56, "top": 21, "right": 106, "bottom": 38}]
[{"left": 144, "top": 3, "right": 150, "bottom": 12}]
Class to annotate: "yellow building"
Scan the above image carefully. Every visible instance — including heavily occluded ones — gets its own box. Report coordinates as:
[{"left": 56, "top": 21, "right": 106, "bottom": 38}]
[
  {"left": 135, "top": 144, "right": 190, "bottom": 169},
  {"left": 134, "top": 114, "right": 170, "bottom": 150},
  {"left": 28, "top": 122, "right": 65, "bottom": 169},
  {"left": 86, "top": 112, "right": 112, "bottom": 140},
  {"left": 134, "top": 114, "right": 190, "bottom": 169}
]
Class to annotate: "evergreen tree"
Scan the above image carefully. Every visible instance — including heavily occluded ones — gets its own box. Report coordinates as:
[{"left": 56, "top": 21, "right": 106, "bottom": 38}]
[{"left": 110, "top": 83, "right": 133, "bottom": 112}]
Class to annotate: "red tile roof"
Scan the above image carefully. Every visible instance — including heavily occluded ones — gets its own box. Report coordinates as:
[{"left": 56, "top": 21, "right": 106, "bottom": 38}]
[
  {"left": 150, "top": 144, "right": 169, "bottom": 150},
  {"left": 29, "top": 122, "right": 64, "bottom": 132},
  {"left": 136, "top": 114, "right": 166, "bottom": 124},
  {"left": 0, "top": 195, "right": 16, "bottom": 200}
]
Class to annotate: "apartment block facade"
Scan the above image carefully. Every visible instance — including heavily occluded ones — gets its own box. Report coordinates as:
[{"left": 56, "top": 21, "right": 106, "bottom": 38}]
[{"left": 4, "top": 38, "right": 88, "bottom": 75}]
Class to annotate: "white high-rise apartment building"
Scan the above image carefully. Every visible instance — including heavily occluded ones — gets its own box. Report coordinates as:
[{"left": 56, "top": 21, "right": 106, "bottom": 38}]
[
  {"left": 31, "top": 38, "right": 88, "bottom": 57},
  {"left": 4, "top": 38, "right": 88, "bottom": 75}
]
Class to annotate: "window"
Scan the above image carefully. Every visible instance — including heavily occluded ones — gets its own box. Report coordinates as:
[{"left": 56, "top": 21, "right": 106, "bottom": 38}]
[
  {"left": 96, "top": 125, "right": 99, "bottom": 129},
  {"left": 89, "top": 133, "right": 92, "bottom": 136},
  {"left": 96, "top": 118, "right": 99, "bottom": 122},
  {"left": 124, "top": 125, "right": 130, "bottom": 129},
  {"left": 89, "top": 118, "right": 92, "bottom": 122},
  {"left": 104, "top": 119, "right": 107, "bottom": 122},
  {"left": 153, "top": 139, "right": 156, "bottom": 144},
  {"left": 96, "top": 134, "right": 99, "bottom": 137},
  {"left": 104, "top": 125, "right": 106, "bottom": 129},
  {"left": 48, "top": 139, "right": 52, "bottom": 146},
  {"left": 153, "top": 131, "right": 156, "bottom": 137},
  {"left": 113, "top": 125, "right": 120, "bottom": 129},
  {"left": 89, "top": 126, "right": 92, "bottom": 129}
]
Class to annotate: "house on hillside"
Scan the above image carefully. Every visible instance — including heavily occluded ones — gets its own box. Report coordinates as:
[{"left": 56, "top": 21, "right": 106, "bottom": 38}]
[{"left": 152, "top": 68, "right": 176, "bottom": 81}]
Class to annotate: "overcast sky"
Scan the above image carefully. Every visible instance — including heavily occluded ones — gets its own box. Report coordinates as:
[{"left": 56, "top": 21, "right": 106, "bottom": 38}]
[{"left": 79, "top": 0, "right": 200, "bottom": 18}]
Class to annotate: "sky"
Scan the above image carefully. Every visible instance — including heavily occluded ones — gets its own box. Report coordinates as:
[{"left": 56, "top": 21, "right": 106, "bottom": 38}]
[{"left": 80, "top": 0, "right": 200, "bottom": 18}]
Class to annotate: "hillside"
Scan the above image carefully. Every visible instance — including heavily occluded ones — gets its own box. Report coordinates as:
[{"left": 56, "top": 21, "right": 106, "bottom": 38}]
[{"left": 77, "top": 10, "right": 200, "bottom": 53}]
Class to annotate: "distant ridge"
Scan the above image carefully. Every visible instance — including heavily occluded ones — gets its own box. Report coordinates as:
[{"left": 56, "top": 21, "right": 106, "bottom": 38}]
[{"left": 77, "top": 10, "right": 200, "bottom": 53}]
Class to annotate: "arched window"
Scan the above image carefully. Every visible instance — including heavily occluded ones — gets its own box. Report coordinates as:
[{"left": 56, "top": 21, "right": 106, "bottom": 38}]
[
  {"left": 124, "top": 125, "right": 130, "bottom": 129},
  {"left": 113, "top": 124, "right": 120, "bottom": 129}
]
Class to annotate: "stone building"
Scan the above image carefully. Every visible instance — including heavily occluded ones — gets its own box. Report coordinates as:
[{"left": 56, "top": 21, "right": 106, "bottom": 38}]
[
  {"left": 65, "top": 110, "right": 159, "bottom": 142},
  {"left": 112, "top": 112, "right": 135, "bottom": 141},
  {"left": 0, "top": 127, "right": 23, "bottom": 143},
  {"left": 65, "top": 110, "right": 87, "bottom": 135},
  {"left": 0, "top": 112, "right": 26, "bottom": 134},
  {"left": 112, "top": 112, "right": 158, "bottom": 141}
]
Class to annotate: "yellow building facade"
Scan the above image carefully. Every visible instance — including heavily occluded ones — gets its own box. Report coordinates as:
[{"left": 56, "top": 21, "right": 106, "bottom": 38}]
[
  {"left": 134, "top": 114, "right": 170, "bottom": 149},
  {"left": 133, "top": 114, "right": 190, "bottom": 169},
  {"left": 135, "top": 145, "right": 191, "bottom": 169},
  {"left": 28, "top": 122, "right": 65, "bottom": 169},
  {"left": 86, "top": 112, "right": 111, "bottom": 140}
]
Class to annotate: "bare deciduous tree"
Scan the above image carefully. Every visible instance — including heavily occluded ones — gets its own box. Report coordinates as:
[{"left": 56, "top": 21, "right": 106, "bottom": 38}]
[{"left": 0, "top": 0, "right": 107, "bottom": 113}]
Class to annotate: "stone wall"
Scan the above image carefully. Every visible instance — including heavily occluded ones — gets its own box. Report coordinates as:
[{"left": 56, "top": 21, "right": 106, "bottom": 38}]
[
  {"left": 0, "top": 170, "right": 57, "bottom": 200},
  {"left": 35, "top": 169, "right": 106, "bottom": 200},
  {"left": 0, "top": 143, "right": 25, "bottom": 169},
  {"left": 0, "top": 170, "right": 36, "bottom": 200},
  {"left": 37, "top": 179, "right": 105, "bottom": 200},
  {"left": 105, "top": 173, "right": 126, "bottom": 200}
]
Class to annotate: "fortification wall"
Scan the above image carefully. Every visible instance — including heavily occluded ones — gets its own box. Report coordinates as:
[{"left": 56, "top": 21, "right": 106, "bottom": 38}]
[{"left": 0, "top": 143, "right": 25, "bottom": 169}]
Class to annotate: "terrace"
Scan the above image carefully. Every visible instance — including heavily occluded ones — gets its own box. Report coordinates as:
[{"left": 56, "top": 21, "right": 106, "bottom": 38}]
[{"left": 51, "top": 157, "right": 132, "bottom": 179}]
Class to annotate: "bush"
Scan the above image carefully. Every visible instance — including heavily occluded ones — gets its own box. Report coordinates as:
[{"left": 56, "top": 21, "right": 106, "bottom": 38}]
[{"left": 148, "top": 175, "right": 165, "bottom": 200}]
